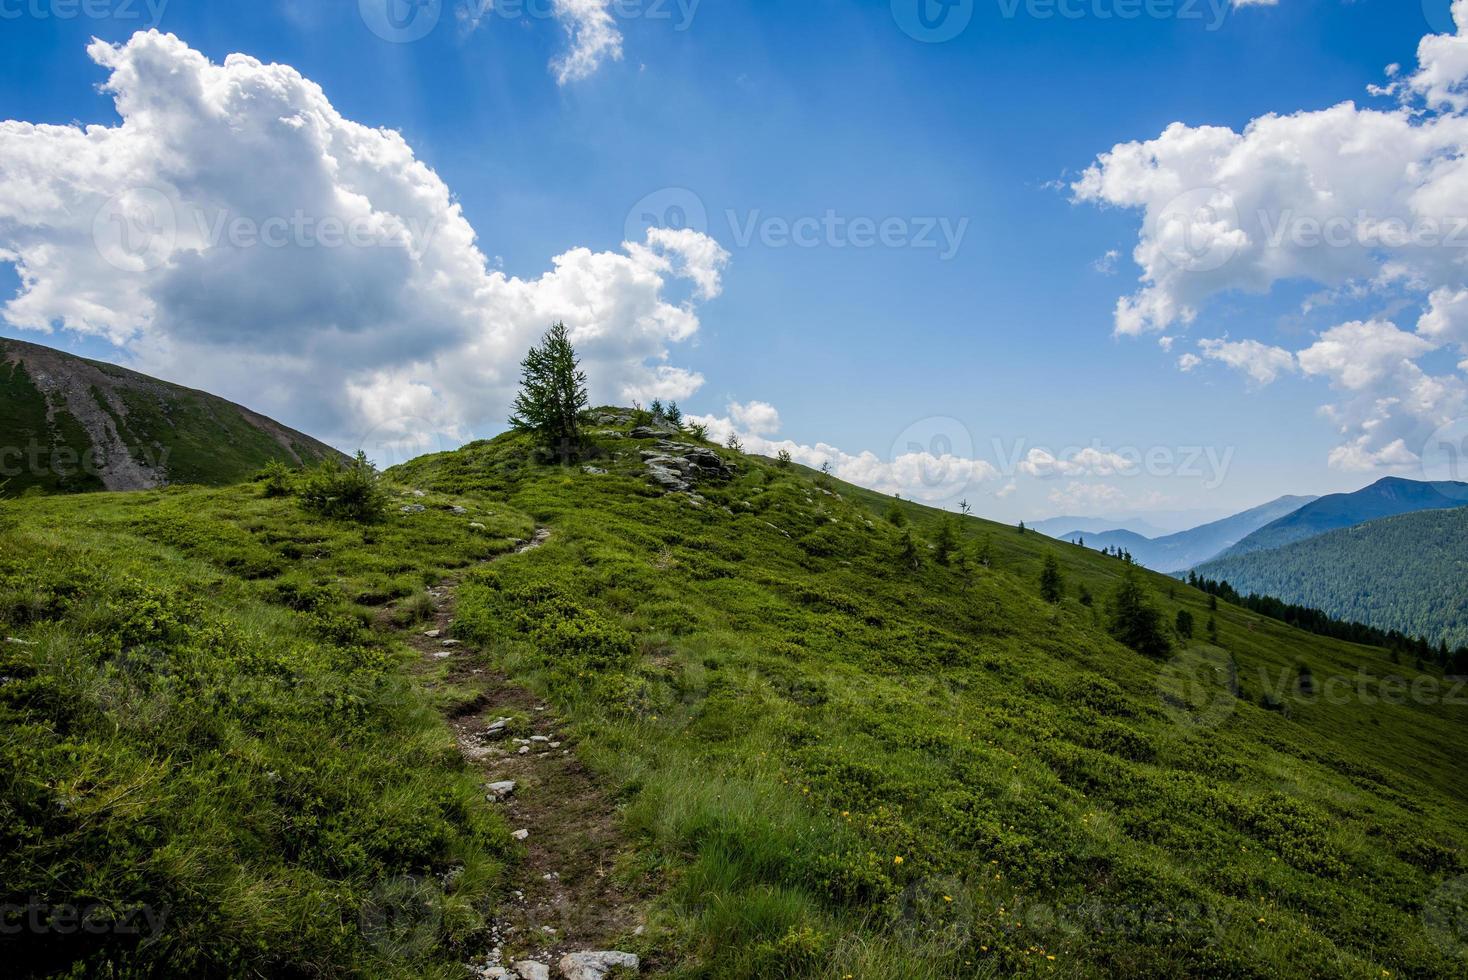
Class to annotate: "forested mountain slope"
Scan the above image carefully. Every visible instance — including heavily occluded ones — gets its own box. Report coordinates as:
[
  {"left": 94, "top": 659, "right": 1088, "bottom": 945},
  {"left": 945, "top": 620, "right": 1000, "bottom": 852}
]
[{"left": 1197, "top": 506, "right": 1468, "bottom": 649}]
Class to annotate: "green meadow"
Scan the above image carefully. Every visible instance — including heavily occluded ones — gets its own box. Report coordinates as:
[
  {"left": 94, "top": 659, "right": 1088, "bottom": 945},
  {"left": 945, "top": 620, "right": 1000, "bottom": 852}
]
[{"left": 3, "top": 414, "right": 1466, "bottom": 977}]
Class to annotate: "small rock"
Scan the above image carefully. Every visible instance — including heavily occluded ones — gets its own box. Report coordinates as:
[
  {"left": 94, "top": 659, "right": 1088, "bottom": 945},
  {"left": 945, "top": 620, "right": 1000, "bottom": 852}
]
[
  {"left": 582, "top": 466, "right": 607, "bottom": 475},
  {"left": 411, "top": 489, "right": 427, "bottom": 498},
  {"left": 4, "top": 637, "right": 33, "bottom": 646},
  {"left": 424, "top": 629, "right": 442, "bottom": 638},
  {"left": 487, "top": 780, "right": 516, "bottom": 800},
  {"left": 513, "top": 963, "right": 550, "bottom": 980},
  {"left": 469, "top": 522, "right": 488, "bottom": 531},
  {"left": 518, "top": 745, "right": 530, "bottom": 755},
  {"left": 559, "top": 951, "right": 640, "bottom": 980},
  {"left": 549, "top": 742, "right": 562, "bottom": 749},
  {"left": 451, "top": 505, "right": 468, "bottom": 514},
  {"left": 441, "top": 639, "right": 463, "bottom": 648},
  {"left": 401, "top": 504, "right": 426, "bottom": 514},
  {"left": 512, "top": 828, "right": 530, "bottom": 841},
  {"left": 530, "top": 735, "right": 550, "bottom": 743}
]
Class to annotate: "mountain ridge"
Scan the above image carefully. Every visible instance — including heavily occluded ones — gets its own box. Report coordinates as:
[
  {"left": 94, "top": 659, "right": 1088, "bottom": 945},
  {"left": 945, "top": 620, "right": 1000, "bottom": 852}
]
[
  {"left": 1219, "top": 476, "right": 1468, "bottom": 560},
  {"left": 1060, "top": 494, "right": 1320, "bottom": 571},
  {"left": 1, "top": 337, "right": 344, "bottom": 493}
]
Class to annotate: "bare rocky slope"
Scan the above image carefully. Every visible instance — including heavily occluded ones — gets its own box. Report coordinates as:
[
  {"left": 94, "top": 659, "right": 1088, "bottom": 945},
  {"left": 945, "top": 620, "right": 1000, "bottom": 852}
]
[{"left": 1, "top": 337, "right": 344, "bottom": 493}]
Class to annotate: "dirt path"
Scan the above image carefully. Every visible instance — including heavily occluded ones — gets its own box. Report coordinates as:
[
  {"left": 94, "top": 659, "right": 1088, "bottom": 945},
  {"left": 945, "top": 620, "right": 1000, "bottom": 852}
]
[{"left": 398, "top": 528, "right": 644, "bottom": 974}]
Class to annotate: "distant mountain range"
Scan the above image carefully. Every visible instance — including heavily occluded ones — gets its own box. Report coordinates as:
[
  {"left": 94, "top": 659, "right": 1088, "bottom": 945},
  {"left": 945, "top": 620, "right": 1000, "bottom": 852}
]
[
  {"left": 1196, "top": 506, "right": 1468, "bottom": 649},
  {"left": 1216, "top": 477, "right": 1468, "bottom": 560},
  {"left": 1059, "top": 495, "right": 1318, "bottom": 572},
  {"left": 1030, "top": 515, "right": 1173, "bottom": 539},
  {"left": 1, "top": 338, "right": 343, "bottom": 494}
]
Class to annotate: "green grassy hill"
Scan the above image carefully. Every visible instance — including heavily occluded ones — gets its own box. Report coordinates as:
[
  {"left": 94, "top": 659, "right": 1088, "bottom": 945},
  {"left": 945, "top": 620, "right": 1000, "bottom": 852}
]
[
  {"left": 1, "top": 338, "right": 343, "bottom": 494},
  {"left": 2, "top": 413, "right": 1466, "bottom": 977},
  {"left": 1196, "top": 506, "right": 1468, "bottom": 650}
]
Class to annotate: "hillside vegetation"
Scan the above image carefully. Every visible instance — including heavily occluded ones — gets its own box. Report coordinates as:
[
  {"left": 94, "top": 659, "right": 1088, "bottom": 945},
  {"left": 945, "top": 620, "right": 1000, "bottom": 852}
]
[
  {"left": 0, "top": 338, "right": 342, "bottom": 495},
  {"left": 2, "top": 415, "right": 1466, "bottom": 977},
  {"left": 1196, "top": 506, "right": 1468, "bottom": 650}
]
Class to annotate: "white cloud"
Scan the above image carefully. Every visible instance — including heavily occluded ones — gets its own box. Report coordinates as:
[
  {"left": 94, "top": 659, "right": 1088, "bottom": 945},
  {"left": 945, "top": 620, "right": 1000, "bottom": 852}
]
[
  {"left": 1295, "top": 320, "right": 1435, "bottom": 391},
  {"left": 1409, "top": 0, "right": 1468, "bottom": 110},
  {"left": 687, "top": 403, "right": 999, "bottom": 502},
  {"left": 1197, "top": 338, "right": 1297, "bottom": 385},
  {"left": 1017, "top": 446, "right": 1133, "bottom": 479},
  {"left": 550, "top": 0, "right": 624, "bottom": 85},
  {"left": 1418, "top": 285, "right": 1468, "bottom": 347},
  {"left": 0, "top": 32, "right": 726, "bottom": 450},
  {"left": 1074, "top": 11, "right": 1468, "bottom": 473},
  {"left": 458, "top": 0, "right": 624, "bottom": 84},
  {"left": 728, "top": 400, "right": 781, "bottom": 436},
  {"left": 1178, "top": 352, "right": 1202, "bottom": 372}
]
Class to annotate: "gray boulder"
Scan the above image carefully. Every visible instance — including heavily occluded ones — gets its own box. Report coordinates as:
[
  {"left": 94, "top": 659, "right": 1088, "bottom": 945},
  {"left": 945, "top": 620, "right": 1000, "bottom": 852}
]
[{"left": 558, "top": 951, "right": 640, "bottom": 980}]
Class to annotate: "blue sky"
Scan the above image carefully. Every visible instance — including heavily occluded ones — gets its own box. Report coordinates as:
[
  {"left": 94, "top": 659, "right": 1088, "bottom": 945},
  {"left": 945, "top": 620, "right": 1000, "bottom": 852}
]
[{"left": 2, "top": 0, "right": 1466, "bottom": 527}]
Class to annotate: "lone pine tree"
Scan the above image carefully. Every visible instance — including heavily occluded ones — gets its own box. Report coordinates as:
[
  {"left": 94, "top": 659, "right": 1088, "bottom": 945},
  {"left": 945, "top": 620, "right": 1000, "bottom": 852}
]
[{"left": 509, "top": 322, "right": 590, "bottom": 460}]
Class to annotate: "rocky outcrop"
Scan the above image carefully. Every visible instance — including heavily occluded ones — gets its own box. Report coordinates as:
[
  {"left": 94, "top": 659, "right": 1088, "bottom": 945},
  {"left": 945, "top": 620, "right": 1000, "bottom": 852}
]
[{"left": 640, "top": 441, "right": 735, "bottom": 494}]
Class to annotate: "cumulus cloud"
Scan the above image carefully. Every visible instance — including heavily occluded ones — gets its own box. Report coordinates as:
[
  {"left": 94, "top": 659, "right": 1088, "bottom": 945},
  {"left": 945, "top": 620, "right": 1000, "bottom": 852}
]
[
  {"left": 1017, "top": 446, "right": 1133, "bottom": 479},
  {"left": 1074, "top": 10, "right": 1468, "bottom": 471},
  {"left": 0, "top": 32, "right": 726, "bottom": 451},
  {"left": 687, "top": 402, "right": 999, "bottom": 502},
  {"left": 1197, "top": 338, "right": 1297, "bottom": 385}
]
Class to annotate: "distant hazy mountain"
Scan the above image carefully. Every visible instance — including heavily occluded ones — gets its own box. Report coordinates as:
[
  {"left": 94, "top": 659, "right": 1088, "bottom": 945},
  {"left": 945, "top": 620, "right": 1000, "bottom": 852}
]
[
  {"left": 1218, "top": 477, "right": 1468, "bottom": 560},
  {"left": 1060, "top": 495, "right": 1318, "bottom": 572},
  {"left": 1030, "top": 515, "right": 1171, "bottom": 539},
  {"left": 1196, "top": 506, "right": 1468, "bottom": 649},
  {"left": 1, "top": 337, "right": 344, "bottom": 494}
]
